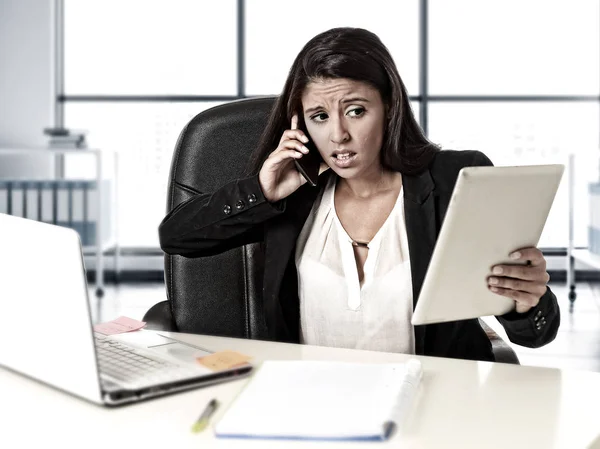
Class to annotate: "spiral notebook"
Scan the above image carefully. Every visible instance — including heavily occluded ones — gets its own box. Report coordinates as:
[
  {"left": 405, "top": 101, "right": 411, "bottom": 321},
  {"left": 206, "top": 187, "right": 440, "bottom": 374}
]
[{"left": 214, "top": 359, "right": 423, "bottom": 441}]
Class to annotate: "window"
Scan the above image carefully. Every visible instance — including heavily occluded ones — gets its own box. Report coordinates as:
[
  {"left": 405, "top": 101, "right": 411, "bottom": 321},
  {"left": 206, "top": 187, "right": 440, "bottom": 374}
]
[
  {"left": 65, "top": 102, "right": 223, "bottom": 246},
  {"left": 64, "top": 0, "right": 238, "bottom": 95},
  {"left": 245, "top": 0, "right": 419, "bottom": 96},
  {"left": 61, "top": 0, "right": 599, "bottom": 250},
  {"left": 429, "top": 0, "right": 599, "bottom": 95},
  {"left": 428, "top": 102, "right": 599, "bottom": 247}
]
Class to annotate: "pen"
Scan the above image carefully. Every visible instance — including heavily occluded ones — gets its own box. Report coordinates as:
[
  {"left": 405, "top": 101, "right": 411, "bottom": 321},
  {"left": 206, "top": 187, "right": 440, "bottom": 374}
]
[{"left": 191, "top": 398, "right": 219, "bottom": 433}]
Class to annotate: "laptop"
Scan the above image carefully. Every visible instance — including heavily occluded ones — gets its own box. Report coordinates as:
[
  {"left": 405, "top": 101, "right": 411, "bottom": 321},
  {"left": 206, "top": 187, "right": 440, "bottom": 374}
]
[
  {"left": 411, "top": 164, "right": 564, "bottom": 325},
  {"left": 0, "top": 213, "right": 252, "bottom": 406}
]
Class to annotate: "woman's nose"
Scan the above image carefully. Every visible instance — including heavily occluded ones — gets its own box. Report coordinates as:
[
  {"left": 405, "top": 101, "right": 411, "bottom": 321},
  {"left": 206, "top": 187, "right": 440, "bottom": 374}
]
[{"left": 329, "top": 118, "right": 350, "bottom": 144}]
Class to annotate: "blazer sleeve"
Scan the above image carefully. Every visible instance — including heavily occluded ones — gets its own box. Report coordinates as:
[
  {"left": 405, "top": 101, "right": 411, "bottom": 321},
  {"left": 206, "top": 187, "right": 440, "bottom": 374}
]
[
  {"left": 496, "top": 287, "right": 560, "bottom": 348},
  {"left": 467, "top": 151, "right": 561, "bottom": 347},
  {"left": 470, "top": 150, "right": 494, "bottom": 168},
  {"left": 158, "top": 175, "right": 286, "bottom": 257}
]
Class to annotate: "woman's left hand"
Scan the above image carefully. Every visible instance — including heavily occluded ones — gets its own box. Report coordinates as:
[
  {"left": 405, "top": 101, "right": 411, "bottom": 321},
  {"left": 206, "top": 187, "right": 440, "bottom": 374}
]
[{"left": 487, "top": 247, "right": 550, "bottom": 314}]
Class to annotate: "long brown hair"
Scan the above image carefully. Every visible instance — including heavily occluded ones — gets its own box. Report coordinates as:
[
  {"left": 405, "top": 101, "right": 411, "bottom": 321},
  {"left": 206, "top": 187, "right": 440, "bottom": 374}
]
[{"left": 245, "top": 27, "right": 439, "bottom": 176}]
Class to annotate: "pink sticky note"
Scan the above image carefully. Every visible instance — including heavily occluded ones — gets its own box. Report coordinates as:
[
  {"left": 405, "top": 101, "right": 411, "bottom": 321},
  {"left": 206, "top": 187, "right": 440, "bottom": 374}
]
[{"left": 93, "top": 316, "right": 146, "bottom": 336}]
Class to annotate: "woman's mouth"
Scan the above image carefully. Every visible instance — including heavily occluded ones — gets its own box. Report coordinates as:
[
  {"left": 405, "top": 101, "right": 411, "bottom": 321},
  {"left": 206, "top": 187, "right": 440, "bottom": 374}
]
[{"left": 331, "top": 151, "right": 357, "bottom": 168}]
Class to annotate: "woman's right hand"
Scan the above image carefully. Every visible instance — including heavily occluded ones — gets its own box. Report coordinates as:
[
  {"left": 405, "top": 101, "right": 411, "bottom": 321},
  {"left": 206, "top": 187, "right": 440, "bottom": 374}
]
[{"left": 258, "top": 114, "right": 314, "bottom": 203}]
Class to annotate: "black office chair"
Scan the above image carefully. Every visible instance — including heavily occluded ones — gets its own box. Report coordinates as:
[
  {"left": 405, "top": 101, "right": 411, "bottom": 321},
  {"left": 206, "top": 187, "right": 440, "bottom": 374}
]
[{"left": 143, "top": 97, "right": 520, "bottom": 365}]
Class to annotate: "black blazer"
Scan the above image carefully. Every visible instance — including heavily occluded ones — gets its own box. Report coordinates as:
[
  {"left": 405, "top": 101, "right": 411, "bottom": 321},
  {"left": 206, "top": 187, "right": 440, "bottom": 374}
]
[{"left": 159, "top": 150, "right": 560, "bottom": 362}]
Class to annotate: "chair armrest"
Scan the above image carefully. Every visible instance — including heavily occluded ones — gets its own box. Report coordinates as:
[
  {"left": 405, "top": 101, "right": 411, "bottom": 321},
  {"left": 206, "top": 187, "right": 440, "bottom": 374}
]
[
  {"left": 142, "top": 301, "right": 177, "bottom": 332},
  {"left": 479, "top": 319, "right": 520, "bottom": 365}
]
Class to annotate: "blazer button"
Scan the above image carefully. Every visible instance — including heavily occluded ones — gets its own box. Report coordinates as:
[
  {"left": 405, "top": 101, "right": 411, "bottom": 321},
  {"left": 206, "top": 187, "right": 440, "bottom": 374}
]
[
  {"left": 223, "top": 205, "right": 232, "bottom": 215},
  {"left": 235, "top": 200, "right": 245, "bottom": 210},
  {"left": 248, "top": 193, "right": 257, "bottom": 204}
]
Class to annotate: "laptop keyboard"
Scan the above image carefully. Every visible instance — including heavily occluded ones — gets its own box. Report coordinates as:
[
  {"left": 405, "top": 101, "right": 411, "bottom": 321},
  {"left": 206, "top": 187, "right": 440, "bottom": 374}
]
[{"left": 95, "top": 338, "right": 196, "bottom": 386}]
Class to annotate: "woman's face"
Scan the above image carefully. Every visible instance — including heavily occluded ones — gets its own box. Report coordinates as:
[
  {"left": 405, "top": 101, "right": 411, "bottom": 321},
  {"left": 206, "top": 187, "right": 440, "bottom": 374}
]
[{"left": 301, "top": 78, "right": 387, "bottom": 180}]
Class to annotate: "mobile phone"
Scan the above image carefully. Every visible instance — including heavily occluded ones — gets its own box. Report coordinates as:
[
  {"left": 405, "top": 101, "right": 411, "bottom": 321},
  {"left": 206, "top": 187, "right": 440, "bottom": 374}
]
[{"left": 293, "top": 117, "right": 323, "bottom": 187}]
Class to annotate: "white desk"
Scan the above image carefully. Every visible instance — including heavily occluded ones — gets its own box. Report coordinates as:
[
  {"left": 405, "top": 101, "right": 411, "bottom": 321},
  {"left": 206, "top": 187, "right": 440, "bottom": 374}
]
[{"left": 1, "top": 332, "right": 599, "bottom": 449}]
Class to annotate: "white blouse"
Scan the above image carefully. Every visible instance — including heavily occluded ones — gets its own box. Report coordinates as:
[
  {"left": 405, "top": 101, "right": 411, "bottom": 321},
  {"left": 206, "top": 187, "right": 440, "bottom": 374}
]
[{"left": 295, "top": 174, "right": 415, "bottom": 354}]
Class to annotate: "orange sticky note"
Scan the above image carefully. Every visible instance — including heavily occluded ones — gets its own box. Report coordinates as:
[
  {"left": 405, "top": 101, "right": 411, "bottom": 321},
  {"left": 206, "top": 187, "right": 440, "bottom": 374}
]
[
  {"left": 197, "top": 351, "right": 252, "bottom": 372},
  {"left": 93, "top": 316, "right": 146, "bottom": 336}
]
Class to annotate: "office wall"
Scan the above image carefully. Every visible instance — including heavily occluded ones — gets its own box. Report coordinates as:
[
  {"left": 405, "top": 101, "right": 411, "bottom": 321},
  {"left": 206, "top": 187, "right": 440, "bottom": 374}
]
[{"left": 0, "top": 0, "right": 55, "bottom": 178}]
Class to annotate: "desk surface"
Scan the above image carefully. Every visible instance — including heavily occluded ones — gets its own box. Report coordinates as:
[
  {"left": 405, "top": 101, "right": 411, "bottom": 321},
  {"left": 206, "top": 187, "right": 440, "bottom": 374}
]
[{"left": 1, "top": 331, "right": 599, "bottom": 449}]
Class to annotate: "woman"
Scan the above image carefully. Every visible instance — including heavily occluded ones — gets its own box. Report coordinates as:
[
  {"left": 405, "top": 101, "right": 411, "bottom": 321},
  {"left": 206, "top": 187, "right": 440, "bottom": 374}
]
[{"left": 159, "top": 27, "right": 559, "bottom": 362}]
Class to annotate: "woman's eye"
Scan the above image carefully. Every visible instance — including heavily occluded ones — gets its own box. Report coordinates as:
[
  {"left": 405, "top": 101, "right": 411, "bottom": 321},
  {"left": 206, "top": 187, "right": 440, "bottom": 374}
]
[
  {"left": 311, "top": 113, "right": 328, "bottom": 122},
  {"left": 347, "top": 107, "right": 365, "bottom": 117}
]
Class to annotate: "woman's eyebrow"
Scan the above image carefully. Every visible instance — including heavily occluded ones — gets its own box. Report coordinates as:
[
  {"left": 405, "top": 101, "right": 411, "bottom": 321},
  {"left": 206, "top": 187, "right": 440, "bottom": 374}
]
[
  {"left": 341, "top": 96, "right": 370, "bottom": 104},
  {"left": 304, "top": 97, "right": 370, "bottom": 115},
  {"left": 304, "top": 105, "right": 322, "bottom": 115}
]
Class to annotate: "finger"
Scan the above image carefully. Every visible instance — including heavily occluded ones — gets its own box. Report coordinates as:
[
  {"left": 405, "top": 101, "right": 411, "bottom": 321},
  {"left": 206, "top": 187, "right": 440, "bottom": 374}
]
[
  {"left": 509, "top": 247, "right": 545, "bottom": 266},
  {"left": 272, "top": 139, "right": 309, "bottom": 156},
  {"left": 488, "top": 285, "right": 540, "bottom": 308},
  {"left": 488, "top": 276, "right": 547, "bottom": 298},
  {"left": 490, "top": 264, "right": 549, "bottom": 282},
  {"left": 280, "top": 129, "right": 309, "bottom": 144},
  {"left": 291, "top": 114, "right": 298, "bottom": 130},
  {"left": 270, "top": 149, "right": 304, "bottom": 165},
  {"left": 276, "top": 139, "right": 309, "bottom": 154}
]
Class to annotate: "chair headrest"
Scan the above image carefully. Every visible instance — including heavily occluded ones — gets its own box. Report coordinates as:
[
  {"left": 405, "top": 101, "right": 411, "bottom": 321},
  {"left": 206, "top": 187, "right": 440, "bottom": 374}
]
[{"left": 167, "top": 96, "right": 277, "bottom": 205}]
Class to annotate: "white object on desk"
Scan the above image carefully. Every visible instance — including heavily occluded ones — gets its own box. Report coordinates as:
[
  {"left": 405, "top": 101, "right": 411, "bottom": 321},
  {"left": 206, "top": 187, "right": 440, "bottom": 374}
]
[
  {"left": 0, "top": 214, "right": 252, "bottom": 406},
  {"left": 214, "top": 359, "right": 422, "bottom": 441},
  {"left": 2, "top": 332, "right": 600, "bottom": 448}
]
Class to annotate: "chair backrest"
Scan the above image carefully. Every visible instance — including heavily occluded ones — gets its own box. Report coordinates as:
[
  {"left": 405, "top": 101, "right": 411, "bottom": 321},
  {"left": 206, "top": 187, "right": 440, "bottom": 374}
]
[{"left": 164, "top": 97, "right": 276, "bottom": 339}]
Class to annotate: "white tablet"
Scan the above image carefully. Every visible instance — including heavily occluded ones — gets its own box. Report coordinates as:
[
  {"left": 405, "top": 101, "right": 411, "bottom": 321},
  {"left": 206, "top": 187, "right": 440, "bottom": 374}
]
[{"left": 411, "top": 164, "right": 564, "bottom": 325}]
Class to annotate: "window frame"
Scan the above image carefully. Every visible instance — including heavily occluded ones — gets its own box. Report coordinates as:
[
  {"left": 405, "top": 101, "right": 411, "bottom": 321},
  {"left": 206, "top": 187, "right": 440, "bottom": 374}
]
[{"left": 56, "top": 0, "right": 600, "bottom": 251}]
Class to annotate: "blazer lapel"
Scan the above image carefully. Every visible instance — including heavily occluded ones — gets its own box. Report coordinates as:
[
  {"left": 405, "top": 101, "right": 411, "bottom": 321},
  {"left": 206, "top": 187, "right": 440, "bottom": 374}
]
[
  {"left": 403, "top": 168, "right": 436, "bottom": 355},
  {"left": 263, "top": 172, "right": 330, "bottom": 339}
]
